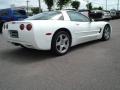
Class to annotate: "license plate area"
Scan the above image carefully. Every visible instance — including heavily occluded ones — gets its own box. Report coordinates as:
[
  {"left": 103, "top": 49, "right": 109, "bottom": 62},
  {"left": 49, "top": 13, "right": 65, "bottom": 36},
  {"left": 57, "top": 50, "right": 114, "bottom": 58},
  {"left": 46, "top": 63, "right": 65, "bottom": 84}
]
[{"left": 9, "top": 30, "right": 19, "bottom": 38}]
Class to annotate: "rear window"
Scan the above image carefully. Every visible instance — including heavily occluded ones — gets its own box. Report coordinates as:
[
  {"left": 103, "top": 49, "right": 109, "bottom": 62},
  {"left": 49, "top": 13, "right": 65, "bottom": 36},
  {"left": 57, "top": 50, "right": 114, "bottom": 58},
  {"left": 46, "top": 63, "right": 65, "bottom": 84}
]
[
  {"left": 26, "top": 11, "right": 62, "bottom": 20},
  {"left": 13, "top": 10, "right": 27, "bottom": 16}
]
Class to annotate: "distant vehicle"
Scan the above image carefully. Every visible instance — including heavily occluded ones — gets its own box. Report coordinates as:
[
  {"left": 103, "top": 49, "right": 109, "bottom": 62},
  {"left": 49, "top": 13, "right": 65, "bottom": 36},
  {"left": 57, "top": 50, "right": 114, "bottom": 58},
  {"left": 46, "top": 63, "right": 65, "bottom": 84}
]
[
  {"left": 110, "top": 10, "right": 120, "bottom": 19},
  {"left": 0, "top": 8, "right": 27, "bottom": 33},
  {"left": 0, "top": 8, "right": 27, "bottom": 22},
  {"left": 110, "top": 9, "right": 117, "bottom": 18},
  {"left": 3, "top": 10, "right": 112, "bottom": 55},
  {"left": 91, "top": 10, "right": 111, "bottom": 21},
  {"left": 116, "top": 11, "right": 120, "bottom": 18},
  {"left": 102, "top": 11, "right": 111, "bottom": 20}
]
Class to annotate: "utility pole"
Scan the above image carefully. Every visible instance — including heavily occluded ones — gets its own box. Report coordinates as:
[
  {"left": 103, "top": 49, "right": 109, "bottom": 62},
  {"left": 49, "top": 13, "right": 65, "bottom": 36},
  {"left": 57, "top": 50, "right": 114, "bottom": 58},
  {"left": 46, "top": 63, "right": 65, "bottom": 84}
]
[
  {"left": 26, "top": 0, "right": 29, "bottom": 15},
  {"left": 106, "top": 0, "right": 107, "bottom": 10},
  {"left": 38, "top": 0, "right": 41, "bottom": 13},
  {"left": 117, "top": 0, "right": 119, "bottom": 10}
]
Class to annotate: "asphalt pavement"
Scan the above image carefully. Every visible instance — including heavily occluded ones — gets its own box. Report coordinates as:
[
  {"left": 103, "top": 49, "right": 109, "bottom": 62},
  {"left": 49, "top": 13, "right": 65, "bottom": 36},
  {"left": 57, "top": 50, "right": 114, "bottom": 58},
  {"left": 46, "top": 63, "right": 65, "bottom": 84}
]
[{"left": 0, "top": 20, "right": 120, "bottom": 90}]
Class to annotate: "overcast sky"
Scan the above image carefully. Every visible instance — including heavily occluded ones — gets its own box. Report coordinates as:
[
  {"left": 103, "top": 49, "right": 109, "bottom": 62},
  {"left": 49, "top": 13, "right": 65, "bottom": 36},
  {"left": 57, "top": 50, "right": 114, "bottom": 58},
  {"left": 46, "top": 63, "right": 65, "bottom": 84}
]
[{"left": 0, "top": 0, "right": 119, "bottom": 10}]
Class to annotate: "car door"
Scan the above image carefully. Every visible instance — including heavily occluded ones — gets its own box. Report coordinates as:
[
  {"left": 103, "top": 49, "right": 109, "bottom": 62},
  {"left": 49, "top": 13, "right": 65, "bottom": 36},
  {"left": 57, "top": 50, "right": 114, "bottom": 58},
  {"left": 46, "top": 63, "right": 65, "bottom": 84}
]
[
  {"left": 89, "top": 21, "right": 102, "bottom": 36},
  {"left": 67, "top": 11, "right": 92, "bottom": 43}
]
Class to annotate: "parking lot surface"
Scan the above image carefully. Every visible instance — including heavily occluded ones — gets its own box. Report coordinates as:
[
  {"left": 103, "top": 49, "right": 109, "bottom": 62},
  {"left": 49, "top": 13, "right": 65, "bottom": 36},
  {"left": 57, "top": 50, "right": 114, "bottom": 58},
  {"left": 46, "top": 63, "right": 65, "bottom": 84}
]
[{"left": 0, "top": 20, "right": 120, "bottom": 90}]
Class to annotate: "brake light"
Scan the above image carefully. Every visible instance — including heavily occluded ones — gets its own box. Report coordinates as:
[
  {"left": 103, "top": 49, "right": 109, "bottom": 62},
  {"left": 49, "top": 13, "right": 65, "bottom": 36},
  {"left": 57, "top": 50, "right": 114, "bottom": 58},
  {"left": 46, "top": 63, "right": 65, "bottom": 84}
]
[
  {"left": 20, "top": 24, "right": 24, "bottom": 30},
  {"left": 26, "top": 24, "right": 32, "bottom": 31}
]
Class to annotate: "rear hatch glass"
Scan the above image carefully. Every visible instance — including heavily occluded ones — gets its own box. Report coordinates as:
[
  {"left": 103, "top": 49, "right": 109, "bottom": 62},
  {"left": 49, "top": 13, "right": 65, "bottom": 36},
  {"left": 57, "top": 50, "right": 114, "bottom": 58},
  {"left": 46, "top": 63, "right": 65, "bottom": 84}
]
[{"left": 26, "top": 11, "right": 61, "bottom": 20}]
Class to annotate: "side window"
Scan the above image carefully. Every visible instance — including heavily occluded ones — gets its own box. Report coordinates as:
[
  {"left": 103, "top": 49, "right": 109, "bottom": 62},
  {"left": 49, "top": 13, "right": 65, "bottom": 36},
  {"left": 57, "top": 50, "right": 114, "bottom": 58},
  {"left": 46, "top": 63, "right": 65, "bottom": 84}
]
[
  {"left": 67, "top": 11, "right": 90, "bottom": 22},
  {"left": 0, "top": 10, "right": 9, "bottom": 16},
  {"left": 13, "top": 10, "right": 27, "bottom": 16}
]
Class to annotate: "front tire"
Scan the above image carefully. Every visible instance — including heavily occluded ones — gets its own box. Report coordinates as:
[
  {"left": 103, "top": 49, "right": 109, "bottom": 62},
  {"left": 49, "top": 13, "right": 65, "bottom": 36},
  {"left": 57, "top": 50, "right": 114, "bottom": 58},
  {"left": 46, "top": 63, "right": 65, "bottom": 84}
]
[
  {"left": 51, "top": 31, "right": 71, "bottom": 56},
  {"left": 101, "top": 25, "right": 111, "bottom": 41}
]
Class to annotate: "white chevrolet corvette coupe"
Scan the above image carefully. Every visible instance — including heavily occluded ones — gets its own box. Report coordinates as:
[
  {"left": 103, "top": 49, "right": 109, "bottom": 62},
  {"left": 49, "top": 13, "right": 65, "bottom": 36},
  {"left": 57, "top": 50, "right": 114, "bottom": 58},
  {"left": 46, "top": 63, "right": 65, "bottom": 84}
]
[{"left": 2, "top": 10, "right": 112, "bottom": 55}]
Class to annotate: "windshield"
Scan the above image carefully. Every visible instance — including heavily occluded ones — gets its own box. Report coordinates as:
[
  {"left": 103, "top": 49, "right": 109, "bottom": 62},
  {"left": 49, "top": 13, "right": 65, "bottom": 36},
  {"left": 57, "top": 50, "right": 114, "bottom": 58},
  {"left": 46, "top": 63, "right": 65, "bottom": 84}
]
[
  {"left": 13, "top": 10, "right": 27, "bottom": 16},
  {"left": 26, "top": 11, "right": 61, "bottom": 20}
]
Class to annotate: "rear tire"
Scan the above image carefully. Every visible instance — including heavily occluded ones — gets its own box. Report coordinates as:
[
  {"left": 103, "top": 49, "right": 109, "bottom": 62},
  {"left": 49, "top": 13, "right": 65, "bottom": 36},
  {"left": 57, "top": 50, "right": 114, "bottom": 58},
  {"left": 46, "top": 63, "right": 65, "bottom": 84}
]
[
  {"left": 101, "top": 25, "right": 111, "bottom": 41},
  {"left": 51, "top": 31, "right": 71, "bottom": 56}
]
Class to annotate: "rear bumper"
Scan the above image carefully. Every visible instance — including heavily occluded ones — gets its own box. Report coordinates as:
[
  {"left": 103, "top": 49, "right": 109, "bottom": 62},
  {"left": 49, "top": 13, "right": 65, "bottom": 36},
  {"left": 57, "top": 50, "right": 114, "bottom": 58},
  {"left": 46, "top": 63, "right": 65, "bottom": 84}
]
[
  {"left": 8, "top": 39, "right": 34, "bottom": 48},
  {"left": 2, "top": 21, "right": 53, "bottom": 50},
  {"left": 2, "top": 21, "right": 37, "bottom": 48},
  {"left": 2, "top": 29, "right": 52, "bottom": 50}
]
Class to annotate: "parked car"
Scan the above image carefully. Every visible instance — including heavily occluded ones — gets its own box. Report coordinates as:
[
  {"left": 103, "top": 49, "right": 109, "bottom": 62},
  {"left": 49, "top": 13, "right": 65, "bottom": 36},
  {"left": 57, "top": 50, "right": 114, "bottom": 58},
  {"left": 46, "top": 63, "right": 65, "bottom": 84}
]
[
  {"left": 0, "top": 8, "right": 27, "bottom": 33},
  {"left": 110, "top": 10, "right": 120, "bottom": 19},
  {"left": 2, "top": 10, "right": 112, "bottom": 55},
  {"left": 110, "top": 9, "right": 117, "bottom": 18},
  {"left": 102, "top": 11, "right": 111, "bottom": 20},
  {"left": 90, "top": 10, "right": 111, "bottom": 21},
  {"left": 116, "top": 10, "right": 120, "bottom": 18}
]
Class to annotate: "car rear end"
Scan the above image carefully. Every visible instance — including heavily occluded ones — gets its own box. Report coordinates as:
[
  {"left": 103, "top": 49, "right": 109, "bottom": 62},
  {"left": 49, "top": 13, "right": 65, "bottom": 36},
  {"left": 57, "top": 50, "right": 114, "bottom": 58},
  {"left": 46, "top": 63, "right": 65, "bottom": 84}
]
[
  {"left": 2, "top": 21, "right": 38, "bottom": 49},
  {"left": 2, "top": 11, "right": 65, "bottom": 50}
]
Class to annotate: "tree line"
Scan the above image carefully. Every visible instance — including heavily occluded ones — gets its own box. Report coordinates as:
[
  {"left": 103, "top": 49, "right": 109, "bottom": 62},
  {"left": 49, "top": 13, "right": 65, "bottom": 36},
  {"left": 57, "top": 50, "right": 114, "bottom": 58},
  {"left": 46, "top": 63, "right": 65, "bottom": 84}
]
[
  {"left": 31, "top": 0, "right": 103, "bottom": 14},
  {"left": 44, "top": 0, "right": 80, "bottom": 11}
]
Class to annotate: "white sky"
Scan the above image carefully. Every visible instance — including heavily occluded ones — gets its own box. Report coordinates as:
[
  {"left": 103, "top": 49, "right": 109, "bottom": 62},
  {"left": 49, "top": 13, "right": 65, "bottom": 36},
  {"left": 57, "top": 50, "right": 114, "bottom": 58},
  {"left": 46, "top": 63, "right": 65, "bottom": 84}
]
[{"left": 0, "top": 0, "right": 119, "bottom": 10}]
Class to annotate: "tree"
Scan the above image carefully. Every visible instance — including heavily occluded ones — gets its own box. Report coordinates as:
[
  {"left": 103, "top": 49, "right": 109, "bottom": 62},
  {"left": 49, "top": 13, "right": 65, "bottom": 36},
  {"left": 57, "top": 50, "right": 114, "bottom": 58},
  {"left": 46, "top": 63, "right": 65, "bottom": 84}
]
[
  {"left": 71, "top": 1, "right": 80, "bottom": 10},
  {"left": 31, "top": 7, "right": 42, "bottom": 14},
  {"left": 44, "top": 0, "right": 54, "bottom": 11},
  {"left": 57, "top": 0, "right": 71, "bottom": 10},
  {"left": 98, "top": 6, "right": 103, "bottom": 10},
  {"left": 86, "top": 3, "right": 93, "bottom": 18},
  {"left": 93, "top": 6, "right": 103, "bottom": 10},
  {"left": 86, "top": 2, "right": 93, "bottom": 11}
]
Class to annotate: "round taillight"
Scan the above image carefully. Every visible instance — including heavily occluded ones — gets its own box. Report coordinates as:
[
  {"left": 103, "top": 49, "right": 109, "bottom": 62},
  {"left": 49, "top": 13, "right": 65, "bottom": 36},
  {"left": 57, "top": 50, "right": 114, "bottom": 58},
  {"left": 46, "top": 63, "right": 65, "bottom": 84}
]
[
  {"left": 20, "top": 24, "right": 24, "bottom": 30},
  {"left": 26, "top": 24, "right": 32, "bottom": 31}
]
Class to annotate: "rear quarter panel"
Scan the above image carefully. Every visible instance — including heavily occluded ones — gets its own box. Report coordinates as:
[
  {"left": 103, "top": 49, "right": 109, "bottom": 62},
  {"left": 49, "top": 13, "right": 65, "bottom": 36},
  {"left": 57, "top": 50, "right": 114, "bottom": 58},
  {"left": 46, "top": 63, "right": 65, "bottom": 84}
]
[{"left": 30, "top": 20, "right": 78, "bottom": 49}]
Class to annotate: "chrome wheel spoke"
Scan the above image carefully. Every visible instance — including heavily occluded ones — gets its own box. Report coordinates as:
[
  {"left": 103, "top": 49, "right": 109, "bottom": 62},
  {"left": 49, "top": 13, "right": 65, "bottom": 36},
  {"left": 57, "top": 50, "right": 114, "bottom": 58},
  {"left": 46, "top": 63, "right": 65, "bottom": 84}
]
[
  {"left": 60, "top": 35, "right": 63, "bottom": 41},
  {"left": 63, "top": 36, "right": 68, "bottom": 42},
  {"left": 59, "top": 45, "right": 64, "bottom": 52},
  {"left": 64, "top": 43, "right": 69, "bottom": 49},
  {"left": 104, "top": 27, "right": 110, "bottom": 39},
  {"left": 56, "top": 34, "right": 70, "bottom": 54},
  {"left": 56, "top": 41, "right": 61, "bottom": 46}
]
